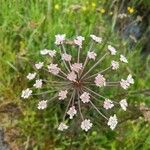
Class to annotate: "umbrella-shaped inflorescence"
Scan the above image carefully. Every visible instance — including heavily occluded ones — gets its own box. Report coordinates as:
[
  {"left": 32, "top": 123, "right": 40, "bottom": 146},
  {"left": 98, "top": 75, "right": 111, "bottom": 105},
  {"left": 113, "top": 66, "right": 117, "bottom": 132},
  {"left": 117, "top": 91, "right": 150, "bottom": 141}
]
[{"left": 21, "top": 34, "right": 134, "bottom": 132}]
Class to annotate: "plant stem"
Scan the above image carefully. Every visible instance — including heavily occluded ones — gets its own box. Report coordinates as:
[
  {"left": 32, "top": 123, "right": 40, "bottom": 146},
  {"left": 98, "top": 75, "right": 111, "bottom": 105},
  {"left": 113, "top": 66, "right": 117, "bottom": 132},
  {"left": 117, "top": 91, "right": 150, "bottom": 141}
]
[
  {"left": 77, "top": 90, "right": 84, "bottom": 120},
  {"left": 63, "top": 90, "right": 75, "bottom": 121},
  {"left": 81, "top": 52, "right": 108, "bottom": 80},
  {"left": 83, "top": 66, "right": 111, "bottom": 81},
  {"left": 89, "top": 100, "right": 108, "bottom": 120}
]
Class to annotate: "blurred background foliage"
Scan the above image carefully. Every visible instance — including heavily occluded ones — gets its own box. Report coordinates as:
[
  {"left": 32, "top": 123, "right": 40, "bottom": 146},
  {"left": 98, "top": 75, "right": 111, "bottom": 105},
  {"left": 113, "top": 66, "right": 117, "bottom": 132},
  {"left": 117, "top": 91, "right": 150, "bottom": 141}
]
[{"left": 0, "top": 0, "right": 150, "bottom": 149}]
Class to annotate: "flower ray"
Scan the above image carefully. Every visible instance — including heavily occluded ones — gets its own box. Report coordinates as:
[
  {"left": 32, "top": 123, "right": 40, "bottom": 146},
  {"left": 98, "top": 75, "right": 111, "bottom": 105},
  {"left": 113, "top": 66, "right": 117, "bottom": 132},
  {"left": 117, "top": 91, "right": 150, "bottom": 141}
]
[
  {"left": 83, "top": 66, "right": 111, "bottom": 81},
  {"left": 83, "top": 86, "right": 118, "bottom": 104},
  {"left": 63, "top": 90, "right": 75, "bottom": 121},
  {"left": 79, "top": 41, "right": 94, "bottom": 77},
  {"left": 89, "top": 100, "right": 108, "bottom": 120},
  {"left": 77, "top": 90, "right": 84, "bottom": 120},
  {"left": 81, "top": 52, "right": 109, "bottom": 80}
]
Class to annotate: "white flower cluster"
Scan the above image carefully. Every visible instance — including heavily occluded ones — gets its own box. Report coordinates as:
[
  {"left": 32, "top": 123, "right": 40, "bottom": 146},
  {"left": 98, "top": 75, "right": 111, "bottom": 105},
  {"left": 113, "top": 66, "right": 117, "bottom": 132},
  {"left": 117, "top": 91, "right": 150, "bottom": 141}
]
[
  {"left": 120, "top": 74, "right": 134, "bottom": 89},
  {"left": 118, "top": 13, "right": 127, "bottom": 19},
  {"left": 21, "top": 34, "right": 134, "bottom": 132}
]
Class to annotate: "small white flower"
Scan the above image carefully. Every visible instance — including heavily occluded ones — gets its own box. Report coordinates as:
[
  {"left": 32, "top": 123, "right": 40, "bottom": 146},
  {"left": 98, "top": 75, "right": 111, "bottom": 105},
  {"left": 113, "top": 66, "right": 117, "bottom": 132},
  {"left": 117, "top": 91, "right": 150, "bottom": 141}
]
[
  {"left": 80, "top": 92, "right": 90, "bottom": 103},
  {"left": 55, "top": 34, "right": 66, "bottom": 45},
  {"left": 58, "top": 122, "right": 68, "bottom": 131},
  {"left": 111, "top": 60, "right": 119, "bottom": 70},
  {"left": 81, "top": 119, "right": 93, "bottom": 132},
  {"left": 33, "top": 79, "right": 42, "bottom": 88},
  {"left": 38, "top": 100, "right": 47, "bottom": 110},
  {"left": 108, "top": 45, "right": 116, "bottom": 55},
  {"left": 120, "top": 79, "right": 130, "bottom": 89},
  {"left": 120, "top": 54, "right": 128, "bottom": 63},
  {"left": 58, "top": 90, "right": 68, "bottom": 100},
  {"left": 40, "top": 49, "right": 56, "bottom": 57},
  {"left": 48, "top": 64, "right": 60, "bottom": 75},
  {"left": 35, "top": 62, "right": 44, "bottom": 69},
  {"left": 74, "top": 36, "right": 85, "bottom": 48},
  {"left": 27, "top": 72, "right": 36, "bottom": 80},
  {"left": 87, "top": 51, "right": 97, "bottom": 60},
  {"left": 21, "top": 88, "right": 32, "bottom": 99},
  {"left": 62, "top": 53, "right": 72, "bottom": 61},
  {"left": 71, "top": 63, "right": 82, "bottom": 73},
  {"left": 40, "top": 49, "right": 49, "bottom": 55},
  {"left": 118, "top": 13, "right": 127, "bottom": 19},
  {"left": 103, "top": 99, "right": 114, "bottom": 110},
  {"left": 127, "top": 74, "right": 134, "bottom": 84},
  {"left": 107, "top": 114, "right": 118, "bottom": 130},
  {"left": 67, "top": 106, "right": 77, "bottom": 119},
  {"left": 119, "top": 99, "right": 128, "bottom": 111},
  {"left": 48, "top": 50, "right": 56, "bottom": 57},
  {"left": 90, "top": 35, "right": 102, "bottom": 43},
  {"left": 95, "top": 74, "right": 106, "bottom": 87},
  {"left": 67, "top": 71, "right": 77, "bottom": 81}
]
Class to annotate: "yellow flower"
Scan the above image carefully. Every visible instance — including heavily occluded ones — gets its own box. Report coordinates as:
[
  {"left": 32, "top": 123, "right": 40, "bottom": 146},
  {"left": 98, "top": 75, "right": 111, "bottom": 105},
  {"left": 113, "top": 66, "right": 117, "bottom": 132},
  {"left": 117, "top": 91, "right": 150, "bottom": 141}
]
[
  {"left": 100, "top": 8, "right": 105, "bottom": 14},
  {"left": 82, "top": 6, "right": 87, "bottom": 11},
  {"left": 109, "top": 11, "right": 113, "bottom": 15},
  {"left": 91, "top": 2, "right": 96, "bottom": 8},
  {"left": 54, "top": 4, "right": 60, "bottom": 10},
  {"left": 127, "top": 7, "right": 134, "bottom": 14}
]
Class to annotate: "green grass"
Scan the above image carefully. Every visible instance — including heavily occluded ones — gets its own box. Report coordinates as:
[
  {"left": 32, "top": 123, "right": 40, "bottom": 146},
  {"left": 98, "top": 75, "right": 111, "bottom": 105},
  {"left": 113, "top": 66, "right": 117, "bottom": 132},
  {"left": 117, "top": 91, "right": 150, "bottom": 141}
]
[{"left": 0, "top": 0, "right": 150, "bottom": 149}]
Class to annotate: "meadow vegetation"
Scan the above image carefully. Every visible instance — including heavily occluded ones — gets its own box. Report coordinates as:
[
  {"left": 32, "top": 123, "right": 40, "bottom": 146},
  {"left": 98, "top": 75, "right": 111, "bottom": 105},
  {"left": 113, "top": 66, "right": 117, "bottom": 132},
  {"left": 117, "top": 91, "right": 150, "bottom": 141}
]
[{"left": 0, "top": 0, "right": 150, "bottom": 149}]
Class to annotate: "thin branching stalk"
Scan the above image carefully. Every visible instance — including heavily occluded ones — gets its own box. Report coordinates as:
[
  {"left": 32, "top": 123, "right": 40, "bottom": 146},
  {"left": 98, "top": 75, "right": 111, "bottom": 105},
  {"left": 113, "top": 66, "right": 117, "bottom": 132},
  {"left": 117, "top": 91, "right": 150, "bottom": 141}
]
[
  {"left": 83, "top": 86, "right": 118, "bottom": 104},
  {"left": 77, "top": 90, "right": 84, "bottom": 120},
  {"left": 81, "top": 52, "right": 109, "bottom": 80},
  {"left": 63, "top": 89, "right": 74, "bottom": 121},
  {"left": 83, "top": 66, "right": 111, "bottom": 81},
  {"left": 60, "top": 45, "right": 70, "bottom": 72},
  {"left": 77, "top": 47, "right": 81, "bottom": 63},
  {"left": 43, "top": 68, "right": 67, "bottom": 80},
  {"left": 79, "top": 42, "right": 94, "bottom": 77},
  {"left": 89, "top": 100, "right": 108, "bottom": 120}
]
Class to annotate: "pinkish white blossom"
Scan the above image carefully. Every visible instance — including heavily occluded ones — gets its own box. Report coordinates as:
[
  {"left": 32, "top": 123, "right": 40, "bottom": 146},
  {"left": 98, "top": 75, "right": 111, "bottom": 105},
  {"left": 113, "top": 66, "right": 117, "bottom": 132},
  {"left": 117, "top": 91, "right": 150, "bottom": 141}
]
[
  {"left": 58, "top": 122, "right": 68, "bottom": 131},
  {"left": 38, "top": 100, "right": 47, "bottom": 110},
  {"left": 95, "top": 74, "right": 106, "bottom": 87},
  {"left": 33, "top": 79, "right": 42, "bottom": 88},
  {"left": 74, "top": 36, "right": 85, "bottom": 48},
  {"left": 81, "top": 119, "right": 93, "bottom": 132},
  {"left": 90, "top": 35, "right": 102, "bottom": 43},
  {"left": 120, "top": 54, "right": 128, "bottom": 63},
  {"left": 107, "top": 114, "right": 118, "bottom": 130},
  {"left": 119, "top": 99, "right": 128, "bottom": 111},
  {"left": 48, "top": 64, "right": 60, "bottom": 75},
  {"left": 27, "top": 72, "right": 36, "bottom": 80},
  {"left": 127, "top": 74, "right": 134, "bottom": 84},
  {"left": 71, "top": 63, "right": 82, "bottom": 73},
  {"left": 87, "top": 51, "right": 97, "bottom": 60},
  {"left": 21, "top": 88, "right": 32, "bottom": 99},
  {"left": 40, "top": 49, "right": 56, "bottom": 57},
  {"left": 108, "top": 45, "right": 117, "bottom": 55},
  {"left": 80, "top": 92, "right": 90, "bottom": 103},
  {"left": 48, "top": 50, "right": 56, "bottom": 57},
  {"left": 67, "top": 71, "right": 77, "bottom": 81},
  {"left": 103, "top": 99, "right": 114, "bottom": 110},
  {"left": 58, "top": 90, "right": 68, "bottom": 100},
  {"left": 67, "top": 106, "right": 77, "bottom": 119},
  {"left": 55, "top": 34, "right": 66, "bottom": 45},
  {"left": 111, "top": 60, "right": 119, "bottom": 70},
  {"left": 40, "top": 49, "right": 50, "bottom": 55},
  {"left": 35, "top": 62, "right": 44, "bottom": 69},
  {"left": 62, "top": 53, "right": 72, "bottom": 61},
  {"left": 120, "top": 79, "right": 130, "bottom": 89}
]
